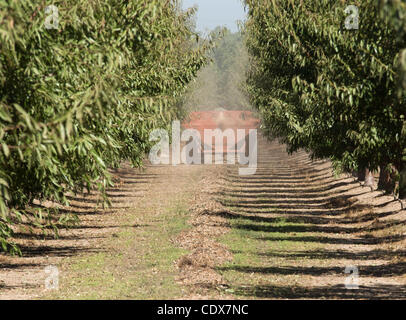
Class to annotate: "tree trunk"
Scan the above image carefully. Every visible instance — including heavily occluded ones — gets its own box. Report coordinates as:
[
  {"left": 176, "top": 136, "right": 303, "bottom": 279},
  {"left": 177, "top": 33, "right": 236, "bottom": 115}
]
[
  {"left": 399, "top": 164, "right": 406, "bottom": 200},
  {"left": 357, "top": 168, "right": 366, "bottom": 182},
  {"left": 364, "top": 169, "right": 375, "bottom": 188},
  {"left": 378, "top": 164, "right": 396, "bottom": 194}
]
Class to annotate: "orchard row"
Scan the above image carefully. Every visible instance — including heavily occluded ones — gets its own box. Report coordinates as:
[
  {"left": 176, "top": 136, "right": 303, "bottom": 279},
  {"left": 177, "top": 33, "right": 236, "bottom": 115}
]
[
  {"left": 0, "top": 0, "right": 210, "bottom": 254},
  {"left": 244, "top": 0, "right": 406, "bottom": 198}
]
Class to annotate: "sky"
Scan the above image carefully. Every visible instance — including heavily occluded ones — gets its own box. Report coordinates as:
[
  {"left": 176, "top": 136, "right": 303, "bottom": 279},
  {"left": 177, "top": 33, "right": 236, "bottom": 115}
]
[{"left": 182, "top": 0, "right": 247, "bottom": 33}]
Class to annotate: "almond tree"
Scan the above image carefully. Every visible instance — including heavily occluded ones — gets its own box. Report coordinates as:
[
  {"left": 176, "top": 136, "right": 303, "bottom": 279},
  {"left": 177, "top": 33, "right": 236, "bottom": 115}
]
[
  {"left": 244, "top": 0, "right": 406, "bottom": 197},
  {"left": 0, "top": 0, "right": 210, "bottom": 254},
  {"left": 379, "top": 0, "right": 406, "bottom": 197}
]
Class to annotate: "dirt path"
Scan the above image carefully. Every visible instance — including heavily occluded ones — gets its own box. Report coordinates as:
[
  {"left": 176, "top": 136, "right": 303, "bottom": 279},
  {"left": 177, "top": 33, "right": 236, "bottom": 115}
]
[
  {"left": 1, "top": 136, "right": 406, "bottom": 299},
  {"left": 217, "top": 136, "right": 406, "bottom": 299},
  {"left": 0, "top": 161, "right": 230, "bottom": 299}
]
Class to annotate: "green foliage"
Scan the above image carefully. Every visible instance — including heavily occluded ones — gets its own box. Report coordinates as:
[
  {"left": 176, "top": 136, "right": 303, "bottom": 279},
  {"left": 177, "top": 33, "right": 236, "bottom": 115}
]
[
  {"left": 244, "top": 0, "right": 406, "bottom": 191},
  {"left": 0, "top": 0, "right": 209, "bottom": 254},
  {"left": 379, "top": 0, "right": 406, "bottom": 96},
  {"left": 184, "top": 28, "right": 250, "bottom": 110}
]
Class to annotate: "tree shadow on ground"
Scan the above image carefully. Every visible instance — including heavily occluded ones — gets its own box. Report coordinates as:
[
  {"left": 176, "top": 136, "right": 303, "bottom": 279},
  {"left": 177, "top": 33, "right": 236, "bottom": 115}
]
[
  {"left": 254, "top": 233, "right": 406, "bottom": 245},
  {"left": 16, "top": 244, "right": 105, "bottom": 258},
  {"left": 218, "top": 261, "right": 406, "bottom": 277},
  {"left": 233, "top": 219, "right": 405, "bottom": 235},
  {"left": 227, "top": 283, "right": 406, "bottom": 299},
  {"left": 231, "top": 248, "right": 406, "bottom": 261}
]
